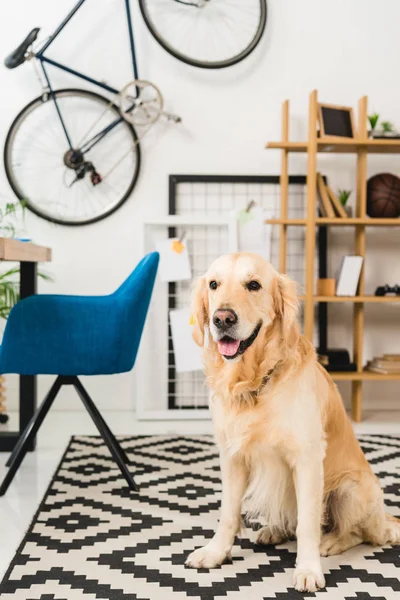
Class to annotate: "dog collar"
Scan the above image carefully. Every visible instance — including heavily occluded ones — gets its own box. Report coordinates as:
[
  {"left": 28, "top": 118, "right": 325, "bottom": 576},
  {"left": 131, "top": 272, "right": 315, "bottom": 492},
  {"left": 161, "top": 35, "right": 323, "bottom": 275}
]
[{"left": 253, "top": 367, "right": 276, "bottom": 397}]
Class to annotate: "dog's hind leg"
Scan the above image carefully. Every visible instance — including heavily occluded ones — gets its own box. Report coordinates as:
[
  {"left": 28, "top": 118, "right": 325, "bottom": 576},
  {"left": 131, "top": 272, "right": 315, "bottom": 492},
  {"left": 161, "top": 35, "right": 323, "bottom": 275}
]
[
  {"left": 322, "top": 472, "right": 400, "bottom": 556},
  {"left": 320, "top": 531, "right": 363, "bottom": 556},
  {"left": 384, "top": 513, "right": 400, "bottom": 542},
  {"left": 363, "top": 510, "right": 400, "bottom": 546}
]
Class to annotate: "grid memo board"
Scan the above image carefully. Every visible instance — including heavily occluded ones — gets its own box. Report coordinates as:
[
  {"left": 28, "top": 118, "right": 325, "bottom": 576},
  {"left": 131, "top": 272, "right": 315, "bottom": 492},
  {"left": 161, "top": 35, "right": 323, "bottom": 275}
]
[
  {"left": 170, "top": 175, "right": 310, "bottom": 287},
  {"left": 137, "top": 175, "right": 312, "bottom": 419}
]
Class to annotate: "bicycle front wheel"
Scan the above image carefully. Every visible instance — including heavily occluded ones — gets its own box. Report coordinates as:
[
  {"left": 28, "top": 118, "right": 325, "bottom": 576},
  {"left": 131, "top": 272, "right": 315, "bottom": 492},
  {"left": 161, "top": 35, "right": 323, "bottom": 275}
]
[
  {"left": 139, "top": 0, "right": 267, "bottom": 69},
  {"left": 4, "top": 89, "right": 141, "bottom": 226}
]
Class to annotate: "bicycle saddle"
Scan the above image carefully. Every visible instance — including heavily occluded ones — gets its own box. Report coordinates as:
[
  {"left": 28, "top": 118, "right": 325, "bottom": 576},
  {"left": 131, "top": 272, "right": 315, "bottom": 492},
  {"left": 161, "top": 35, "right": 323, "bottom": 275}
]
[{"left": 4, "top": 28, "right": 40, "bottom": 69}]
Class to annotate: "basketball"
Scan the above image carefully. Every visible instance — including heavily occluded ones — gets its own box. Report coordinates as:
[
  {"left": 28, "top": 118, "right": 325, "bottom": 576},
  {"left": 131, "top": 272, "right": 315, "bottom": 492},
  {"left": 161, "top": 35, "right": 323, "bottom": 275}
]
[{"left": 367, "top": 173, "right": 400, "bottom": 218}]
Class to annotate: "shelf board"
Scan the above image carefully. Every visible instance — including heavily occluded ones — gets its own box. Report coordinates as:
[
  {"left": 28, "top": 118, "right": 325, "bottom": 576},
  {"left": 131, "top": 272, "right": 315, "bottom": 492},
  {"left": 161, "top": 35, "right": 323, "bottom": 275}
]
[
  {"left": 265, "top": 218, "right": 400, "bottom": 226},
  {"left": 314, "top": 295, "right": 400, "bottom": 303},
  {"left": 330, "top": 371, "right": 400, "bottom": 381},
  {"left": 266, "top": 138, "right": 400, "bottom": 154},
  {"left": 317, "top": 217, "right": 400, "bottom": 226},
  {"left": 265, "top": 218, "right": 307, "bottom": 225},
  {"left": 298, "top": 295, "right": 400, "bottom": 303},
  {"left": 266, "top": 141, "right": 308, "bottom": 152}
]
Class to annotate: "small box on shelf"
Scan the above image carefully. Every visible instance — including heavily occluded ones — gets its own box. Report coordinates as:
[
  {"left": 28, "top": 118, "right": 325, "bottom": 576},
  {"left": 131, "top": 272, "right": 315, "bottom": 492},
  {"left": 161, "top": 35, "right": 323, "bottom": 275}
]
[{"left": 317, "top": 278, "right": 335, "bottom": 296}]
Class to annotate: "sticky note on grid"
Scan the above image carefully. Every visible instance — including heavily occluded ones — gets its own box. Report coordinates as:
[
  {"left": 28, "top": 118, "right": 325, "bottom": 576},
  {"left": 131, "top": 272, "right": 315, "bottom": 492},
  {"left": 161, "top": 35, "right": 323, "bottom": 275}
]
[{"left": 155, "top": 237, "right": 192, "bottom": 282}]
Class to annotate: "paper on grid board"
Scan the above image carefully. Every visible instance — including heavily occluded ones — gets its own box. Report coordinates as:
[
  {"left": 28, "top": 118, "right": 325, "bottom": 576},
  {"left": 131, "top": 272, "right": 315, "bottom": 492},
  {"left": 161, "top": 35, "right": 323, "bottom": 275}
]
[
  {"left": 169, "top": 308, "right": 203, "bottom": 373},
  {"left": 155, "top": 237, "right": 192, "bottom": 282},
  {"left": 230, "top": 206, "right": 273, "bottom": 260}
]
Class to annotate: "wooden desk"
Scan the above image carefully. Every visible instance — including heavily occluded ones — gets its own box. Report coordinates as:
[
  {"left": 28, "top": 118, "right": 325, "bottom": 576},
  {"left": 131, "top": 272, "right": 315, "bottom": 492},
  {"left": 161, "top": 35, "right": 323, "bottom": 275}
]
[{"left": 0, "top": 238, "right": 52, "bottom": 451}]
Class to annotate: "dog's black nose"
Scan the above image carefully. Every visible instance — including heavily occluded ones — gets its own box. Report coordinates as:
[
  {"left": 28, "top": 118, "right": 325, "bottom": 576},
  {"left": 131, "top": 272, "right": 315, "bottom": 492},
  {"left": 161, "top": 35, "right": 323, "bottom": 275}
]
[{"left": 213, "top": 309, "right": 238, "bottom": 331}]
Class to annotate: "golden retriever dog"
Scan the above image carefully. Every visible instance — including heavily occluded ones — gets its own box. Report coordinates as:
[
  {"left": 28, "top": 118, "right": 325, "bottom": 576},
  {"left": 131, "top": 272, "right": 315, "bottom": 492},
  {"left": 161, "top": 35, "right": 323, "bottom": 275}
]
[{"left": 185, "top": 252, "right": 400, "bottom": 592}]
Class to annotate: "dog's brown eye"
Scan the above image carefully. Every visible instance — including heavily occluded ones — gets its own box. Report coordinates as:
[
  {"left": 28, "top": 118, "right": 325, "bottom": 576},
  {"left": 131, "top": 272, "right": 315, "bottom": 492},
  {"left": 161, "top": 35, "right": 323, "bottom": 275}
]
[
  {"left": 209, "top": 280, "right": 218, "bottom": 290},
  {"left": 247, "top": 280, "right": 261, "bottom": 291}
]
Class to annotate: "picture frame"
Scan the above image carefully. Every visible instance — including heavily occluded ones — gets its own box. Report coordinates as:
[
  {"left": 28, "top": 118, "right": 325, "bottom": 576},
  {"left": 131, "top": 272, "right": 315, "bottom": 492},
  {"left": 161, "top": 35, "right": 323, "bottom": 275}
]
[{"left": 318, "top": 103, "right": 356, "bottom": 139}]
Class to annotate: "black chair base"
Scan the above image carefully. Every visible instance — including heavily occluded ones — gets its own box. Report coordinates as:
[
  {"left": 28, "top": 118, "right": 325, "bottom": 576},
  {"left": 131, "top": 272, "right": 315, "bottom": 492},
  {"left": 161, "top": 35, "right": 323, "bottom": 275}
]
[{"left": 0, "top": 376, "right": 139, "bottom": 496}]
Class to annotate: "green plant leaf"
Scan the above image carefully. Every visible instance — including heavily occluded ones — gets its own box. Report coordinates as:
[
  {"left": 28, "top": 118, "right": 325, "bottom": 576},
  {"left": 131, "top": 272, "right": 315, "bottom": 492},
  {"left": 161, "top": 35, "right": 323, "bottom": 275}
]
[
  {"left": 368, "top": 112, "right": 379, "bottom": 129},
  {"left": 381, "top": 120, "right": 394, "bottom": 132},
  {"left": 337, "top": 189, "right": 351, "bottom": 206},
  {"left": 0, "top": 267, "right": 19, "bottom": 281},
  {"left": 38, "top": 272, "right": 53, "bottom": 282},
  {"left": 0, "top": 265, "right": 53, "bottom": 319},
  {"left": 0, "top": 279, "right": 19, "bottom": 319}
]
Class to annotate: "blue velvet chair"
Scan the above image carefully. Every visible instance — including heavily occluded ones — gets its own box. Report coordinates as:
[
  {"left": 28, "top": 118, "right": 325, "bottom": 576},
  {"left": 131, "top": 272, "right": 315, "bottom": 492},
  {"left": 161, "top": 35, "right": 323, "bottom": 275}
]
[{"left": 0, "top": 252, "right": 159, "bottom": 496}]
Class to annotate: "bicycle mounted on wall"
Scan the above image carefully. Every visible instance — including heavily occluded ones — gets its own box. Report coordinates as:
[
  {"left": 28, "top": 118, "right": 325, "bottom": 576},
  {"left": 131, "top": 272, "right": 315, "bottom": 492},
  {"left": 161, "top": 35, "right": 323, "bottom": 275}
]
[{"left": 4, "top": 0, "right": 267, "bottom": 226}]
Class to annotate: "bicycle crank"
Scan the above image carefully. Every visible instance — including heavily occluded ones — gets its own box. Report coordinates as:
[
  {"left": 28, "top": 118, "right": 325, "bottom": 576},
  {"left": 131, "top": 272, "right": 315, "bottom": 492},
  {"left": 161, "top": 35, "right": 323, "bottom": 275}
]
[{"left": 119, "top": 80, "right": 164, "bottom": 126}]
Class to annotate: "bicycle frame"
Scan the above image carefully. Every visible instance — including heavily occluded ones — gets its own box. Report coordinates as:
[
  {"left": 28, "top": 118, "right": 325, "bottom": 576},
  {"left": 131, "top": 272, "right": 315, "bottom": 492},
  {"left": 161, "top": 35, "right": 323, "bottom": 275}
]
[{"left": 35, "top": 0, "right": 139, "bottom": 153}]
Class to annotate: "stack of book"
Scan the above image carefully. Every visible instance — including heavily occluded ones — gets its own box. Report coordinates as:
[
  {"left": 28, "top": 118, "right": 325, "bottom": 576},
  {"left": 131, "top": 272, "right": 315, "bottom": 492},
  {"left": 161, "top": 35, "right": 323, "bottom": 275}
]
[
  {"left": 316, "top": 173, "right": 347, "bottom": 218},
  {"left": 366, "top": 354, "right": 400, "bottom": 374}
]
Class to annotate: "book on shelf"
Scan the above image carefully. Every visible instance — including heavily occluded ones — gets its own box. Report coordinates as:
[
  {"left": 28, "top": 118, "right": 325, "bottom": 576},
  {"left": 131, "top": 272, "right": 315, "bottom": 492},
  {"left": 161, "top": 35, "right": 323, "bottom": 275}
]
[
  {"left": 365, "top": 355, "right": 400, "bottom": 374},
  {"left": 366, "top": 364, "right": 400, "bottom": 375},
  {"left": 326, "top": 186, "right": 348, "bottom": 218},
  {"left": 383, "top": 354, "right": 400, "bottom": 361},
  {"left": 317, "top": 173, "right": 335, "bottom": 217},
  {"left": 336, "top": 255, "right": 363, "bottom": 296}
]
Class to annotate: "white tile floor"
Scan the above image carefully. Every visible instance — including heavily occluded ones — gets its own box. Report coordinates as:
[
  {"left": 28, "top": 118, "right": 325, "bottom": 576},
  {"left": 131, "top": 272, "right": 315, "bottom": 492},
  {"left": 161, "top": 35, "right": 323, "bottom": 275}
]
[{"left": 0, "top": 409, "right": 399, "bottom": 580}]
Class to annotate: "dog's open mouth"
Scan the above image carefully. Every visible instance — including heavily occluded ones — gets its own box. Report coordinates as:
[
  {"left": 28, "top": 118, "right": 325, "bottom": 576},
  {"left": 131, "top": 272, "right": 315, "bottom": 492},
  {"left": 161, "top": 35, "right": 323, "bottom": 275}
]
[{"left": 217, "top": 322, "right": 262, "bottom": 359}]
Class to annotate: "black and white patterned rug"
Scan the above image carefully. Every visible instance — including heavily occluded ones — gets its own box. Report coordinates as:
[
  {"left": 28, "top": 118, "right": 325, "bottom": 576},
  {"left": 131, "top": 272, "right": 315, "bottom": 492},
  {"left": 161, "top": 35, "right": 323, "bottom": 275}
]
[{"left": 0, "top": 435, "right": 399, "bottom": 600}]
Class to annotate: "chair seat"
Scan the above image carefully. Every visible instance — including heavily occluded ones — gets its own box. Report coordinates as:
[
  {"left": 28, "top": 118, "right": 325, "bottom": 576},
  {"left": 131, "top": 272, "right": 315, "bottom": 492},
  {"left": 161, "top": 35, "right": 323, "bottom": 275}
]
[{"left": 0, "top": 295, "right": 122, "bottom": 375}]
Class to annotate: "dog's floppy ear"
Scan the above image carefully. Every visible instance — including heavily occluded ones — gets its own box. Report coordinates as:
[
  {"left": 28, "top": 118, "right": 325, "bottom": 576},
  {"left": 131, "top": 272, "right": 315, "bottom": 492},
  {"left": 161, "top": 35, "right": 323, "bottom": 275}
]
[
  {"left": 273, "top": 274, "right": 299, "bottom": 348},
  {"left": 191, "top": 276, "right": 208, "bottom": 346}
]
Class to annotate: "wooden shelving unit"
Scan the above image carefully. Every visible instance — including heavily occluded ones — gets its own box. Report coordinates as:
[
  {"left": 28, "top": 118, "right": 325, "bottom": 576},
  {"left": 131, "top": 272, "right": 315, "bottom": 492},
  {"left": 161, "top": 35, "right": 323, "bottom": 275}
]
[{"left": 266, "top": 90, "right": 400, "bottom": 422}]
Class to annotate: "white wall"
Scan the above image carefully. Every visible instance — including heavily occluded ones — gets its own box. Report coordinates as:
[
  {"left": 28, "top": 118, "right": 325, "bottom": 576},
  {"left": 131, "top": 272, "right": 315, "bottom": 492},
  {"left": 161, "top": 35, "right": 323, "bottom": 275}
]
[{"left": 0, "top": 0, "right": 399, "bottom": 414}]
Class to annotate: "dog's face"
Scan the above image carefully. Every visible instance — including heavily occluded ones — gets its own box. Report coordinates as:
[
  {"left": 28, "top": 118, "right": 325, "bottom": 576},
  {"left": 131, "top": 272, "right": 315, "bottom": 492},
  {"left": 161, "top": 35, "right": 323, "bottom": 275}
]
[{"left": 191, "top": 253, "right": 299, "bottom": 360}]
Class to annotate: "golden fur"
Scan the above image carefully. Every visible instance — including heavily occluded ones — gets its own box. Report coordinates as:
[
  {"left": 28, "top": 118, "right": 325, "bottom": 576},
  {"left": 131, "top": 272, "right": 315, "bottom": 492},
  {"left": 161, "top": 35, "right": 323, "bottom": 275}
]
[{"left": 186, "top": 253, "right": 400, "bottom": 593}]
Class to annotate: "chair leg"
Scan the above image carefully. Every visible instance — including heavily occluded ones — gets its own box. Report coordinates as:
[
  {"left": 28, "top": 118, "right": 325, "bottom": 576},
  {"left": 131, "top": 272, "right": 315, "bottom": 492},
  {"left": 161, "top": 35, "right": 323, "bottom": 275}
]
[
  {"left": 0, "top": 377, "right": 62, "bottom": 496},
  {"left": 72, "top": 378, "right": 139, "bottom": 493},
  {"left": 72, "top": 378, "right": 131, "bottom": 465}
]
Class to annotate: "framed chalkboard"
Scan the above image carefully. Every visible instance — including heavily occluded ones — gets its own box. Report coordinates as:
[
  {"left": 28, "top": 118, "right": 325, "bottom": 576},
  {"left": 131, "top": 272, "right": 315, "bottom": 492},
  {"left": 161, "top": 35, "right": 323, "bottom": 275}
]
[{"left": 318, "top": 104, "right": 355, "bottom": 138}]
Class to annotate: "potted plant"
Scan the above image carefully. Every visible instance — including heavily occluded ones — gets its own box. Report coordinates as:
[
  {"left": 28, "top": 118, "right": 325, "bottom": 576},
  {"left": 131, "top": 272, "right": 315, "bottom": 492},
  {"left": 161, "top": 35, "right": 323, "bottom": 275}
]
[
  {"left": 0, "top": 201, "right": 51, "bottom": 423},
  {"left": 337, "top": 189, "right": 352, "bottom": 217},
  {"left": 380, "top": 120, "right": 395, "bottom": 137},
  {"left": 368, "top": 112, "right": 379, "bottom": 137}
]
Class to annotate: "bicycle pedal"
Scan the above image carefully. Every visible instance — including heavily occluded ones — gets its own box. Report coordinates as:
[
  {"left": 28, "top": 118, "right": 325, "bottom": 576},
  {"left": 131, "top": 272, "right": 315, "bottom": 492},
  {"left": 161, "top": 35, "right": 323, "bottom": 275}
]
[
  {"left": 164, "top": 113, "right": 182, "bottom": 123},
  {"left": 90, "top": 171, "right": 102, "bottom": 186}
]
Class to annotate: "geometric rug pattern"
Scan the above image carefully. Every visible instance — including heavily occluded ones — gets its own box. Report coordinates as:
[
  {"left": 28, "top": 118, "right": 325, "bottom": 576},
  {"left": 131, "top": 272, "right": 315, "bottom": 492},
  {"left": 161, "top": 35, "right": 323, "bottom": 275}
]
[{"left": 0, "top": 434, "right": 399, "bottom": 600}]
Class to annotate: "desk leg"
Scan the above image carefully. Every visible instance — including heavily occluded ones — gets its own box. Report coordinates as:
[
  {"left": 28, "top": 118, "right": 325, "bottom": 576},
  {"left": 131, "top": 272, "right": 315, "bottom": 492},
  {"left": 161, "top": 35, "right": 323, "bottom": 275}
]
[{"left": 19, "top": 262, "right": 37, "bottom": 451}]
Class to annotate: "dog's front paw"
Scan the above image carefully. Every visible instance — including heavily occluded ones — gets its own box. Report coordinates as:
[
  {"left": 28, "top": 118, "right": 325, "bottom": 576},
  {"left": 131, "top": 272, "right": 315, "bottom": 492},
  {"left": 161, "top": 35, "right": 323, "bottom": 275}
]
[
  {"left": 293, "top": 566, "right": 325, "bottom": 592},
  {"left": 185, "top": 544, "right": 230, "bottom": 569}
]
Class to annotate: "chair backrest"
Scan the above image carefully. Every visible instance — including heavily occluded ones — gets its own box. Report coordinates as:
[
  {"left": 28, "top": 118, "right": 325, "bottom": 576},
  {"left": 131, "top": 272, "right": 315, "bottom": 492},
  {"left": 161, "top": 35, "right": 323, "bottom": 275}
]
[{"left": 112, "top": 252, "right": 159, "bottom": 372}]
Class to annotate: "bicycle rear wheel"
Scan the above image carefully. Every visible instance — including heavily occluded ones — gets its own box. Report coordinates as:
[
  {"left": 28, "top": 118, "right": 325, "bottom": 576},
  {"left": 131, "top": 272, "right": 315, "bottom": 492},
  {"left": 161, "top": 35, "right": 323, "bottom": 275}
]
[
  {"left": 139, "top": 0, "right": 267, "bottom": 69},
  {"left": 4, "top": 89, "right": 141, "bottom": 226}
]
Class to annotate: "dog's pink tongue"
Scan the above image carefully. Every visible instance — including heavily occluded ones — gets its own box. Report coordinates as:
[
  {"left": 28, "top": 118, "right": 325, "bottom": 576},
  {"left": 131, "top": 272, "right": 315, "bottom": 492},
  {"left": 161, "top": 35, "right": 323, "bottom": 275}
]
[{"left": 217, "top": 339, "right": 240, "bottom": 356}]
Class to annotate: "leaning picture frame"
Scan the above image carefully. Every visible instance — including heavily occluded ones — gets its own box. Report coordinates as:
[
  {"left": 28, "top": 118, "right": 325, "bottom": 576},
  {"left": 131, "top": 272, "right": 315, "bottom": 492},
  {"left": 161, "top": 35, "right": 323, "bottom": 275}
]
[{"left": 318, "top": 103, "right": 356, "bottom": 139}]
